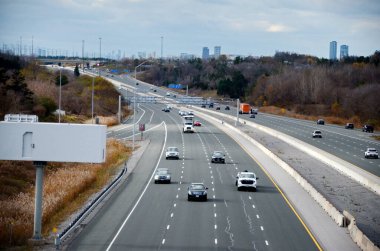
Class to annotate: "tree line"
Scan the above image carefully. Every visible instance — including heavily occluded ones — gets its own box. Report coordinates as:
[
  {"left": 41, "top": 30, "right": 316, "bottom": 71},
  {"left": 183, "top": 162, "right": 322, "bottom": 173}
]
[{"left": 135, "top": 51, "right": 380, "bottom": 126}]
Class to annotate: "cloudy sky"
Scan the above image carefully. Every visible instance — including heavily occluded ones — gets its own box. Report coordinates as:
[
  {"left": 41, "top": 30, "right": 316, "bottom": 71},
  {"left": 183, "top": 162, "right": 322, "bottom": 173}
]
[{"left": 0, "top": 0, "right": 379, "bottom": 59}]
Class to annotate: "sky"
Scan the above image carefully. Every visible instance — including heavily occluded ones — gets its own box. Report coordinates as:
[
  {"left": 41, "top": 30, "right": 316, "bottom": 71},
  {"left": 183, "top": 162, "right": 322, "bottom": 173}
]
[{"left": 0, "top": 0, "right": 379, "bottom": 59}]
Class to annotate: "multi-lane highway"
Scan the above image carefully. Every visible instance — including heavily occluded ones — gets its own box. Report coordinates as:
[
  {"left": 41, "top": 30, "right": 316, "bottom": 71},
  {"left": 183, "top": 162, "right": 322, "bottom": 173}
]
[{"left": 69, "top": 101, "right": 321, "bottom": 250}]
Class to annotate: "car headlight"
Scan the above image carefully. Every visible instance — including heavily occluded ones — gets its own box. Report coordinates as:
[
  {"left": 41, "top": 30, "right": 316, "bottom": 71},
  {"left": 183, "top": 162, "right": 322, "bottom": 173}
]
[
  {"left": 154, "top": 175, "right": 159, "bottom": 179},
  {"left": 167, "top": 175, "right": 171, "bottom": 179}
]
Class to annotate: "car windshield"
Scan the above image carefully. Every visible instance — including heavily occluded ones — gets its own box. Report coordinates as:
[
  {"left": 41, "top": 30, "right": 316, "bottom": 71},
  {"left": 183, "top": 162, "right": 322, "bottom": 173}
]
[
  {"left": 368, "top": 149, "right": 377, "bottom": 152},
  {"left": 190, "top": 184, "right": 205, "bottom": 190},
  {"left": 240, "top": 173, "right": 256, "bottom": 179},
  {"left": 156, "top": 170, "right": 168, "bottom": 175},
  {"left": 314, "top": 131, "right": 321, "bottom": 133},
  {"left": 213, "top": 151, "right": 223, "bottom": 156},
  {"left": 167, "top": 147, "right": 178, "bottom": 152}
]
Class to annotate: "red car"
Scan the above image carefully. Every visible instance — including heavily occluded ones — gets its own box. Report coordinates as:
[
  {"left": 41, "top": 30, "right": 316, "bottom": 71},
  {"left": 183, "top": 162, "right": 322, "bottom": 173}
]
[{"left": 194, "top": 121, "right": 202, "bottom": 126}]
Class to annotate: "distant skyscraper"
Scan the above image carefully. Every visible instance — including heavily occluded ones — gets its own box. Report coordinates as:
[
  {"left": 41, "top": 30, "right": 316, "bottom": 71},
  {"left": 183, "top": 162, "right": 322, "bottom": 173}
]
[
  {"left": 329, "top": 41, "right": 337, "bottom": 60},
  {"left": 202, "top": 47, "right": 209, "bottom": 60},
  {"left": 214, "top": 46, "right": 221, "bottom": 58},
  {"left": 340, "top": 45, "right": 349, "bottom": 59}
]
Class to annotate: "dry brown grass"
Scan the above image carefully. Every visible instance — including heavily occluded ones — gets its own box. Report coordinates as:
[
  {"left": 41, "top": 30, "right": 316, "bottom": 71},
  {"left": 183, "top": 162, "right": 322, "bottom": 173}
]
[{"left": 0, "top": 139, "right": 131, "bottom": 248}]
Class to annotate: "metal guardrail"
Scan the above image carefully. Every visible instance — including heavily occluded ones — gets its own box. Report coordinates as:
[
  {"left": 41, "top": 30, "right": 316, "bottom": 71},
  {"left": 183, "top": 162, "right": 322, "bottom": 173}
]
[{"left": 58, "top": 165, "right": 127, "bottom": 242}]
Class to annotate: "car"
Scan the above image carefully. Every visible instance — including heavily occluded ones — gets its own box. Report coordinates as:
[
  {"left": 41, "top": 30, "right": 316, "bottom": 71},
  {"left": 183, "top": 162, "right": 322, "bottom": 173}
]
[
  {"left": 249, "top": 114, "right": 255, "bottom": 118},
  {"left": 317, "top": 119, "right": 325, "bottom": 125},
  {"left": 166, "top": 92, "right": 171, "bottom": 97},
  {"left": 136, "top": 82, "right": 139, "bottom": 85},
  {"left": 216, "top": 106, "right": 221, "bottom": 110},
  {"left": 166, "top": 147, "right": 179, "bottom": 159},
  {"left": 183, "top": 122, "right": 194, "bottom": 133},
  {"left": 153, "top": 89, "right": 157, "bottom": 92},
  {"left": 187, "top": 183, "right": 208, "bottom": 201},
  {"left": 362, "top": 125, "right": 374, "bottom": 133},
  {"left": 209, "top": 103, "right": 214, "bottom": 108},
  {"left": 154, "top": 168, "right": 171, "bottom": 184},
  {"left": 312, "top": 130, "right": 322, "bottom": 138},
  {"left": 364, "top": 148, "right": 378, "bottom": 159},
  {"left": 162, "top": 107, "right": 170, "bottom": 112},
  {"left": 188, "top": 111, "right": 194, "bottom": 115},
  {"left": 236, "top": 171, "right": 258, "bottom": 191},
  {"left": 201, "top": 104, "right": 206, "bottom": 108},
  {"left": 225, "top": 106, "right": 230, "bottom": 110},
  {"left": 251, "top": 108, "right": 258, "bottom": 114},
  {"left": 194, "top": 121, "right": 202, "bottom": 126},
  {"left": 211, "top": 151, "right": 225, "bottom": 163},
  {"left": 345, "top": 123, "right": 354, "bottom": 129},
  {"left": 173, "top": 94, "right": 177, "bottom": 98},
  {"left": 179, "top": 110, "right": 187, "bottom": 116}
]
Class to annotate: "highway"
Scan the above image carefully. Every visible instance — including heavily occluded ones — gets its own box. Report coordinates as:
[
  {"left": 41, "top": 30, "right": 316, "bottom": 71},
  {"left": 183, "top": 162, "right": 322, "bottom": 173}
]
[
  {"left": 110, "top": 72, "right": 379, "bottom": 178},
  {"left": 69, "top": 100, "right": 321, "bottom": 250}
]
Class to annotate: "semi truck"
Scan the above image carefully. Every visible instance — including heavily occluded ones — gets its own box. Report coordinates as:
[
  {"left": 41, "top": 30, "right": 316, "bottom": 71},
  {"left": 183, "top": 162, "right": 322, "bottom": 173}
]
[{"left": 239, "top": 103, "right": 251, "bottom": 114}]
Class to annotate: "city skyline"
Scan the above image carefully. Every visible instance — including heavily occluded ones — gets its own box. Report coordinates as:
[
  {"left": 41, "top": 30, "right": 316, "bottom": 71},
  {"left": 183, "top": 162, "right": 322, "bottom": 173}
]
[{"left": 0, "top": 0, "right": 379, "bottom": 59}]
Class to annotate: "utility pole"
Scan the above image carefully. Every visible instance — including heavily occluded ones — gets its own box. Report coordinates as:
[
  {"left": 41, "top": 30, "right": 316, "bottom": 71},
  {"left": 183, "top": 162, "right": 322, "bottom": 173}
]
[
  {"left": 31, "top": 36, "right": 34, "bottom": 57},
  {"left": 160, "top": 36, "right": 163, "bottom": 62},
  {"left": 82, "top": 40, "right": 84, "bottom": 70},
  {"left": 99, "top": 37, "right": 102, "bottom": 76}
]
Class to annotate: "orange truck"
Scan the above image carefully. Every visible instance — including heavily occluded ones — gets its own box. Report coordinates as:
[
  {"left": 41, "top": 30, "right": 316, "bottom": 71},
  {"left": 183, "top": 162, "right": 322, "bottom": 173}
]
[{"left": 239, "top": 103, "right": 251, "bottom": 114}]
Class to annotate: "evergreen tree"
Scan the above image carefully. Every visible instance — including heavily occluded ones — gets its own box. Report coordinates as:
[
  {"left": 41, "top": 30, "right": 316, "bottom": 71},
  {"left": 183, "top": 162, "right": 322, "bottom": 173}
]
[{"left": 74, "top": 64, "right": 80, "bottom": 77}]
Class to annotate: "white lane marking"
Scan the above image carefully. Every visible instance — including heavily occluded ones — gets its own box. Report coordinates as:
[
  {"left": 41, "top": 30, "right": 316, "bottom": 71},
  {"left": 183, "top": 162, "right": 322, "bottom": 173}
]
[
  {"left": 170, "top": 213, "right": 174, "bottom": 218},
  {"left": 162, "top": 239, "right": 165, "bottom": 245},
  {"left": 178, "top": 187, "right": 181, "bottom": 190},
  {"left": 166, "top": 225, "right": 170, "bottom": 230},
  {"left": 215, "top": 224, "right": 217, "bottom": 229},
  {"left": 176, "top": 194, "right": 178, "bottom": 199},
  {"left": 261, "top": 226, "right": 264, "bottom": 231},
  {"left": 105, "top": 121, "right": 168, "bottom": 251},
  {"left": 174, "top": 203, "right": 176, "bottom": 207},
  {"left": 265, "top": 240, "right": 269, "bottom": 246},
  {"left": 252, "top": 204, "right": 255, "bottom": 209},
  {"left": 248, "top": 196, "right": 252, "bottom": 200},
  {"left": 215, "top": 238, "right": 218, "bottom": 245},
  {"left": 214, "top": 203, "right": 216, "bottom": 207},
  {"left": 212, "top": 188, "right": 215, "bottom": 191},
  {"left": 214, "top": 213, "right": 217, "bottom": 218},
  {"left": 256, "top": 214, "right": 260, "bottom": 219},
  {"left": 213, "top": 195, "right": 215, "bottom": 199}
]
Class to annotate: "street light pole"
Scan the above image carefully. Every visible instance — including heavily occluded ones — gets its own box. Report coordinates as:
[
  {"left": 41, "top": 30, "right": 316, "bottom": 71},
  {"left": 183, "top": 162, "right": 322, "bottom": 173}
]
[
  {"left": 59, "top": 67, "right": 62, "bottom": 123},
  {"left": 91, "top": 76, "right": 94, "bottom": 124},
  {"left": 99, "top": 37, "right": 102, "bottom": 76},
  {"left": 132, "top": 60, "right": 149, "bottom": 150}
]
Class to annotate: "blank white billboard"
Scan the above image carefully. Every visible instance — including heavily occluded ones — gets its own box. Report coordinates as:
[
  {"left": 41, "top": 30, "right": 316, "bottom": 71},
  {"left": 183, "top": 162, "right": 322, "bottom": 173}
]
[{"left": 0, "top": 122, "right": 106, "bottom": 163}]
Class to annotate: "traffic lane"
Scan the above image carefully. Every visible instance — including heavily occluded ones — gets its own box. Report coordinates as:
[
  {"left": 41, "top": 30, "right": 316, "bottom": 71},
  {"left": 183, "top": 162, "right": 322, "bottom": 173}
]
[
  {"left": 68, "top": 124, "right": 166, "bottom": 251},
  {"left": 104, "top": 115, "right": 186, "bottom": 250},
  {"left": 199, "top": 121, "right": 320, "bottom": 250},
  {"left": 155, "top": 119, "right": 219, "bottom": 250}
]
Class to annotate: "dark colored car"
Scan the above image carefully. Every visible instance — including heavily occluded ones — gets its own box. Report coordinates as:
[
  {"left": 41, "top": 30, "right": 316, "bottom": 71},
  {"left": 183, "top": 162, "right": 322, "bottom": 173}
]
[
  {"left": 225, "top": 106, "right": 230, "bottom": 110},
  {"left": 187, "top": 183, "right": 208, "bottom": 201},
  {"left": 209, "top": 103, "right": 214, "bottom": 108},
  {"left": 362, "top": 125, "right": 374, "bottom": 133},
  {"left": 211, "top": 151, "right": 225, "bottom": 163},
  {"left": 250, "top": 114, "right": 255, "bottom": 118},
  {"left": 345, "top": 123, "right": 354, "bottom": 129},
  {"left": 201, "top": 104, "right": 206, "bottom": 108},
  {"left": 216, "top": 107, "right": 221, "bottom": 110},
  {"left": 162, "top": 108, "right": 170, "bottom": 112},
  {"left": 317, "top": 119, "right": 325, "bottom": 125}
]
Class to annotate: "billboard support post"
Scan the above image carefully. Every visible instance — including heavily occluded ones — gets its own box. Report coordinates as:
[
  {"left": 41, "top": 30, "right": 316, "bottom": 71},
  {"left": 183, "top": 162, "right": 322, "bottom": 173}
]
[{"left": 32, "top": 161, "right": 46, "bottom": 240}]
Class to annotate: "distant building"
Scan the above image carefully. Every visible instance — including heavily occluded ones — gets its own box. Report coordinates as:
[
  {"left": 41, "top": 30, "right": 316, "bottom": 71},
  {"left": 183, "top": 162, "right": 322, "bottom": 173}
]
[
  {"left": 202, "top": 47, "right": 209, "bottom": 60},
  {"left": 340, "top": 45, "right": 349, "bottom": 59},
  {"left": 329, "top": 41, "right": 337, "bottom": 60},
  {"left": 214, "top": 46, "right": 221, "bottom": 59},
  {"left": 180, "top": 53, "right": 195, "bottom": 60}
]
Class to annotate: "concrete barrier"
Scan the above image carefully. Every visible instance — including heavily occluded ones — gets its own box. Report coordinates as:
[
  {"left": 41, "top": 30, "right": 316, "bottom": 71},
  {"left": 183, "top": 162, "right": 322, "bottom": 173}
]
[
  {"left": 344, "top": 211, "right": 380, "bottom": 251},
  {"left": 192, "top": 108, "right": 380, "bottom": 196}
]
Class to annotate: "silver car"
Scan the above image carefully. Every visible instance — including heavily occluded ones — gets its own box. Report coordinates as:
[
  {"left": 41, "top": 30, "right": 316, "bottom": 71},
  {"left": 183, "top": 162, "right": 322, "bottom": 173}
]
[
  {"left": 154, "top": 168, "right": 171, "bottom": 184},
  {"left": 166, "top": 147, "right": 179, "bottom": 159}
]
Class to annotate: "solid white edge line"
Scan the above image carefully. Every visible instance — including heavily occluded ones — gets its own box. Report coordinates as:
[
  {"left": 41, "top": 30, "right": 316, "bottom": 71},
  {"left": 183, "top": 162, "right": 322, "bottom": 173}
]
[{"left": 105, "top": 121, "right": 167, "bottom": 251}]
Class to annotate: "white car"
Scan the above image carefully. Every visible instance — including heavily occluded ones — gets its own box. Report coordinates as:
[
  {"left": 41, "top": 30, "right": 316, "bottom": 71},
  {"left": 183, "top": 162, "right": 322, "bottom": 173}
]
[
  {"left": 312, "top": 130, "right": 322, "bottom": 138},
  {"left": 364, "top": 148, "right": 378, "bottom": 159},
  {"left": 154, "top": 168, "right": 171, "bottom": 184},
  {"left": 183, "top": 122, "right": 194, "bottom": 133},
  {"left": 236, "top": 171, "right": 258, "bottom": 191},
  {"left": 166, "top": 147, "right": 179, "bottom": 159}
]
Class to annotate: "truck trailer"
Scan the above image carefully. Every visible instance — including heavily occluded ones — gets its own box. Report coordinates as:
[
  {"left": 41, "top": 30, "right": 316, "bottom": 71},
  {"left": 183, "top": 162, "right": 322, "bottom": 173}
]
[{"left": 239, "top": 103, "right": 251, "bottom": 114}]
